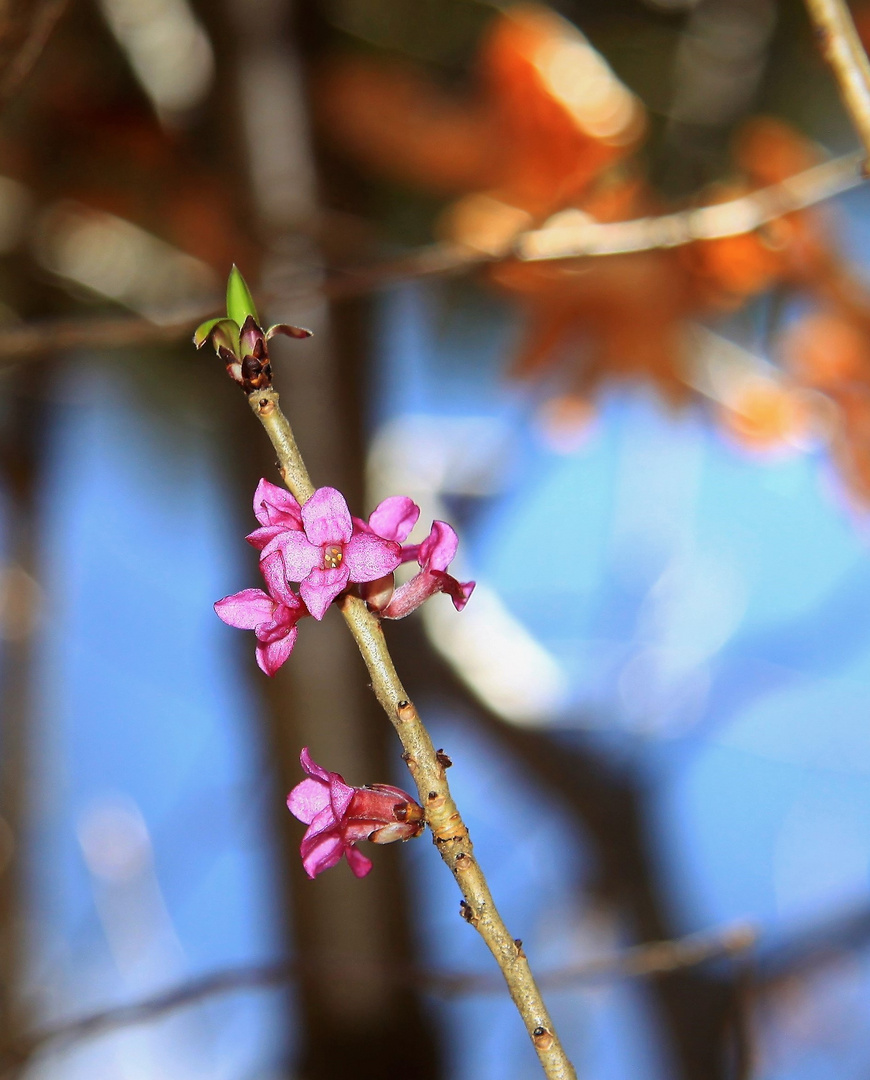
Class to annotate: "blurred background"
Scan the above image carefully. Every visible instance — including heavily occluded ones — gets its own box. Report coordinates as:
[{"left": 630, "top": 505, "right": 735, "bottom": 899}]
[{"left": 1, "top": 0, "right": 870, "bottom": 1077}]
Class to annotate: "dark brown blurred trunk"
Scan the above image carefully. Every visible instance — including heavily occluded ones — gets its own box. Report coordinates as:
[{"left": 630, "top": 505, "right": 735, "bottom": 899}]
[
  {"left": 207, "top": 0, "right": 442, "bottom": 1076},
  {"left": 0, "top": 386, "right": 45, "bottom": 1062}
]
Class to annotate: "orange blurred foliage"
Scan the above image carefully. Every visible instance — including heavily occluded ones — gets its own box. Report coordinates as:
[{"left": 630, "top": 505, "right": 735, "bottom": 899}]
[
  {"left": 317, "top": 4, "right": 644, "bottom": 220},
  {"left": 717, "top": 376, "right": 815, "bottom": 454},
  {"left": 779, "top": 310, "right": 870, "bottom": 499},
  {"left": 318, "top": 4, "right": 870, "bottom": 499}
]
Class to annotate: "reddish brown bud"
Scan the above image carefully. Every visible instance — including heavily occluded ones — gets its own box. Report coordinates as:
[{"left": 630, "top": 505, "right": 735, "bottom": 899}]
[
  {"left": 532, "top": 1027, "right": 554, "bottom": 1051},
  {"left": 459, "top": 900, "right": 476, "bottom": 924},
  {"left": 436, "top": 749, "right": 453, "bottom": 770}
]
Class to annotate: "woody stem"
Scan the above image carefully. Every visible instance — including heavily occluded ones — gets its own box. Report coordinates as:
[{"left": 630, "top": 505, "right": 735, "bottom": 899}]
[{"left": 248, "top": 387, "right": 578, "bottom": 1080}]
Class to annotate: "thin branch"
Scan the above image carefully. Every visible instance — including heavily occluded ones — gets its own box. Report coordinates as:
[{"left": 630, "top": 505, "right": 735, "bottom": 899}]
[
  {"left": 0, "top": 924, "right": 755, "bottom": 1076},
  {"left": 250, "top": 389, "right": 576, "bottom": 1080},
  {"left": 804, "top": 0, "right": 870, "bottom": 162}
]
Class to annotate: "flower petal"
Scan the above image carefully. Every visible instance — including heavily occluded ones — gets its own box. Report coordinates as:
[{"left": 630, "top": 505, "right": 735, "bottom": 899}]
[
  {"left": 254, "top": 614, "right": 287, "bottom": 644},
  {"left": 300, "top": 831, "right": 346, "bottom": 878},
  {"left": 253, "top": 478, "right": 303, "bottom": 528},
  {"left": 367, "top": 496, "right": 420, "bottom": 543},
  {"left": 302, "top": 487, "right": 352, "bottom": 547},
  {"left": 300, "top": 565, "right": 349, "bottom": 620},
  {"left": 343, "top": 533, "right": 402, "bottom": 582},
  {"left": 286, "top": 777, "right": 330, "bottom": 824},
  {"left": 418, "top": 521, "right": 459, "bottom": 572},
  {"left": 276, "top": 530, "right": 321, "bottom": 582},
  {"left": 259, "top": 550, "right": 302, "bottom": 609},
  {"left": 438, "top": 572, "right": 475, "bottom": 612},
  {"left": 345, "top": 846, "right": 373, "bottom": 878},
  {"left": 214, "top": 589, "right": 275, "bottom": 629},
  {"left": 329, "top": 774, "right": 355, "bottom": 821},
  {"left": 255, "top": 627, "right": 298, "bottom": 675},
  {"left": 300, "top": 747, "right": 334, "bottom": 783},
  {"left": 308, "top": 802, "right": 341, "bottom": 839},
  {"left": 246, "top": 524, "right": 286, "bottom": 551}
]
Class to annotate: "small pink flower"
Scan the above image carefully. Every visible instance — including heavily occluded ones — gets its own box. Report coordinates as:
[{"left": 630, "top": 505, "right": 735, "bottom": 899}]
[
  {"left": 287, "top": 748, "right": 424, "bottom": 878},
  {"left": 266, "top": 486, "right": 402, "bottom": 620},
  {"left": 214, "top": 551, "right": 306, "bottom": 676},
  {"left": 246, "top": 478, "right": 304, "bottom": 552},
  {"left": 380, "top": 520, "right": 475, "bottom": 619}
]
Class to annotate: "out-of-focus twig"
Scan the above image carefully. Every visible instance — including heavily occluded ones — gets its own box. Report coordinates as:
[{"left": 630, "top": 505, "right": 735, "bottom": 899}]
[
  {"left": 541, "top": 923, "right": 756, "bottom": 987},
  {"left": 0, "top": 151, "right": 861, "bottom": 364},
  {"left": 754, "top": 904, "right": 870, "bottom": 989},
  {"left": 0, "top": 309, "right": 212, "bottom": 361},
  {"left": 804, "top": 0, "right": 870, "bottom": 162},
  {"left": 0, "top": 922, "right": 756, "bottom": 1077},
  {"left": 433, "top": 923, "right": 756, "bottom": 995},
  {"left": 517, "top": 151, "right": 864, "bottom": 259},
  {"left": 0, "top": 0, "right": 69, "bottom": 111}
]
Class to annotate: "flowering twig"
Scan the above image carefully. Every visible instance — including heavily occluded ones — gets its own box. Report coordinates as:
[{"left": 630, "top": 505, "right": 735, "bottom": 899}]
[
  {"left": 1, "top": 924, "right": 756, "bottom": 1076},
  {"left": 804, "top": 0, "right": 870, "bottom": 162},
  {"left": 249, "top": 387, "right": 576, "bottom": 1080}
]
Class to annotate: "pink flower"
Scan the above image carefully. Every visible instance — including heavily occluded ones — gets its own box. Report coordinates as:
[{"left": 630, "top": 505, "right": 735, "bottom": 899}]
[
  {"left": 287, "top": 748, "right": 424, "bottom": 878},
  {"left": 379, "top": 520, "right": 475, "bottom": 619},
  {"left": 266, "top": 486, "right": 402, "bottom": 620},
  {"left": 246, "top": 478, "right": 304, "bottom": 552},
  {"left": 214, "top": 551, "right": 306, "bottom": 676}
]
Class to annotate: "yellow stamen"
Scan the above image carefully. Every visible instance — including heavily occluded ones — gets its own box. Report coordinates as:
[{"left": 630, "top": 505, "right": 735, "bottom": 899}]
[{"left": 323, "top": 545, "right": 343, "bottom": 569}]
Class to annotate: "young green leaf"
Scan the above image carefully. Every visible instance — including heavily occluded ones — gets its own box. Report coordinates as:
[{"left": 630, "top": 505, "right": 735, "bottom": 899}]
[
  {"left": 194, "top": 317, "right": 241, "bottom": 356},
  {"left": 193, "top": 316, "right": 233, "bottom": 349},
  {"left": 226, "top": 265, "right": 259, "bottom": 327}
]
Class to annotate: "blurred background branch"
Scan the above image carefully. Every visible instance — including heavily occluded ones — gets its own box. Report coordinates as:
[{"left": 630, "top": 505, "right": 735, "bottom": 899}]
[
  {"left": 1, "top": 921, "right": 757, "bottom": 1079},
  {"left": 804, "top": 0, "right": 870, "bottom": 159}
]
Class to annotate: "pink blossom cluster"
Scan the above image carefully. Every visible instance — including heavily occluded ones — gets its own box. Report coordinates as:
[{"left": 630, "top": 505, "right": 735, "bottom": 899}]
[
  {"left": 287, "top": 748, "right": 424, "bottom": 878},
  {"left": 215, "top": 479, "right": 474, "bottom": 675}
]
